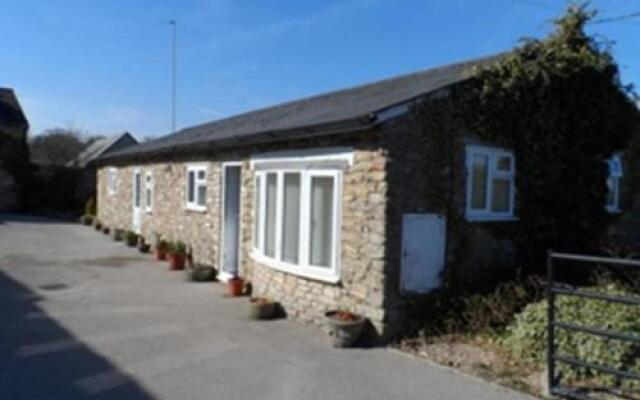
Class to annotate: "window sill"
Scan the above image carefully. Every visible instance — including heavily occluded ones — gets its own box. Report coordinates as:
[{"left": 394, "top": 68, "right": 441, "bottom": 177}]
[
  {"left": 466, "top": 214, "right": 518, "bottom": 222},
  {"left": 145, "top": 209, "right": 153, "bottom": 214},
  {"left": 185, "top": 205, "right": 207, "bottom": 213},
  {"left": 250, "top": 251, "right": 340, "bottom": 284},
  {"left": 606, "top": 207, "right": 622, "bottom": 214}
]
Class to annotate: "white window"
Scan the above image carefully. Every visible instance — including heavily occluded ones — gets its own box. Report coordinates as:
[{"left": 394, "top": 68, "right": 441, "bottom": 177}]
[
  {"left": 465, "top": 145, "right": 516, "bottom": 221},
  {"left": 253, "top": 169, "right": 341, "bottom": 282},
  {"left": 145, "top": 172, "right": 153, "bottom": 212},
  {"left": 107, "top": 168, "right": 118, "bottom": 195},
  {"left": 606, "top": 154, "right": 623, "bottom": 213},
  {"left": 186, "top": 165, "right": 207, "bottom": 211}
]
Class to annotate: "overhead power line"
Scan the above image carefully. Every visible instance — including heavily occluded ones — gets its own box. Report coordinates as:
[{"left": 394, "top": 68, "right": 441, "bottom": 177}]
[{"left": 591, "top": 11, "right": 640, "bottom": 24}]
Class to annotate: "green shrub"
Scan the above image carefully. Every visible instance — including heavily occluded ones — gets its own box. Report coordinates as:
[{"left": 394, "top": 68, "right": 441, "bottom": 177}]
[
  {"left": 85, "top": 197, "right": 96, "bottom": 217},
  {"left": 501, "top": 283, "right": 640, "bottom": 387},
  {"left": 125, "top": 230, "right": 138, "bottom": 246},
  {"left": 168, "top": 240, "right": 186, "bottom": 256},
  {"left": 406, "top": 276, "right": 543, "bottom": 337}
]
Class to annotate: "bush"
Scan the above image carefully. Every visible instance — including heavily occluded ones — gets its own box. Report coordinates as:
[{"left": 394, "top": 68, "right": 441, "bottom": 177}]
[
  {"left": 501, "top": 283, "right": 640, "bottom": 387},
  {"left": 168, "top": 240, "right": 186, "bottom": 256},
  {"left": 125, "top": 230, "right": 138, "bottom": 246},
  {"left": 85, "top": 197, "right": 96, "bottom": 217},
  {"left": 80, "top": 214, "right": 93, "bottom": 225},
  {"left": 406, "top": 276, "right": 544, "bottom": 337}
]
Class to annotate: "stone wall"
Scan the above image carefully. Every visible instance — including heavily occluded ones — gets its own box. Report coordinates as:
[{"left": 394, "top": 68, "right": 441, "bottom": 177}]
[
  {"left": 97, "top": 135, "right": 392, "bottom": 336},
  {"left": 97, "top": 162, "right": 222, "bottom": 266},
  {"left": 0, "top": 167, "right": 18, "bottom": 212}
]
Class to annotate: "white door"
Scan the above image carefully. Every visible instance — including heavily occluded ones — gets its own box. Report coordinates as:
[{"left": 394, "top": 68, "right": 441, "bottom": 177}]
[
  {"left": 220, "top": 165, "right": 241, "bottom": 279},
  {"left": 400, "top": 214, "right": 446, "bottom": 293},
  {"left": 132, "top": 170, "right": 142, "bottom": 233}
]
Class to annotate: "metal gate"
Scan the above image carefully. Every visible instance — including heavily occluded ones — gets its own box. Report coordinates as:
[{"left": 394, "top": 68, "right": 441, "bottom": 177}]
[{"left": 547, "top": 251, "right": 640, "bottom": 399}]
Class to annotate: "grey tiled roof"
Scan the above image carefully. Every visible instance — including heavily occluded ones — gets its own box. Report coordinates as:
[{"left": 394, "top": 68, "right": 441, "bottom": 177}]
[
  {"left": 67, "top": 132, "right": 137, "bottom": 168},
  {"left": 100, "top": 54, "right": 500, "bottom": 163}
]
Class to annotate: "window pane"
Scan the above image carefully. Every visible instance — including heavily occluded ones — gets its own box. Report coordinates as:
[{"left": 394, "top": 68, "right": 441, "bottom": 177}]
[
  {"left": 496, "top": 156, "right": 512, "bottom": 171},
  {"left": 491, "top": 179, "right": 511, "bottom": 212},
  {"left": 187, "top": 171, "right": 195, "bottom": 202},
  {"left": 281, "top": 173, "right": 300, "bottom": 263},
  {"left": 264, "top": 173, "right": 277, "bottom": 257},
  {"left": 254, "top": 176, "right": 261, "bottom": 248},
  {"left": 197, "top": 184, "right": 207, "bottom": 206},
  {"left": 471, "top": 154, "right": 488, "bottom": 209},
  {"left": 309, "top": 176, "right": 334, "bottom": 268},
  {"left": 134, "top": 174, "right": 141, "bottom": 207},
  {"left": 606, "top": 177, "right": 617, "bottom": 207},
  {"left": 197, "top": 170, "right": 206, "bottom": 180}
]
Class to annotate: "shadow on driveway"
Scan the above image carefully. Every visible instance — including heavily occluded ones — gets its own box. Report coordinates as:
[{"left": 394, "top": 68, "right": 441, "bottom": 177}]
[
  {"left": 0, "top": 271, "right": 157, "bottom": 400},
  {"left": 0, "top": 213, "right": 78, "bottom": 225}
]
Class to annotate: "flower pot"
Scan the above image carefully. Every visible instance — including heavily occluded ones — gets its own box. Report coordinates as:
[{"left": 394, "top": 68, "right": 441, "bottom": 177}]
[
  {"left": 102, "top": 227, "right": 110, "bottom": 235},
  {"left": 249, "top": 298, "right": 277, "bottom": 320},
  {"left": 325, "top": 311, "right": 366, "bottom": 348},
  {"left": 112, "top": 229, "right": 124, "bottom": 241},
  {"left": 189, "top": 266, "right": 217, "bottom": 282},
  {"left": 228, "top": 277, "right": 244, "bottom": 296},
  {"left": 138, "top": 243, "right": 150, "bottom": 253},
  {"left": 168, "top": 254, "right": 185, "bottom": 270},
  {"left": 155, "top": 248, "right": 167, "bottom": 261}
]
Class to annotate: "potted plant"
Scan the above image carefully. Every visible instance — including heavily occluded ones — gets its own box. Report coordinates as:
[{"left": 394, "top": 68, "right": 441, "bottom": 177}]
[
  {"left": 228, "top": 276, "right": 245, "bottom": 296},
  {"left": 137, "top": 236, "right": 150, "bottom": 253},
  {"left": 249, "top": 297, "right": 277, "bottom": 320},
  {"left": 325, "top": 310, "right": 366, "bottom": 348},
  {"left": 102, "top": 226, "right": 110, "bottom": 235},
  {"left": 154, "top": 237, "right": 169, "bottom": 261},
  {"left": 188, "top": 265, "right": 217, "bottom": 282},
  {"left": 125, "top": 230, "right": 138, "bottom": 247},
  {"left": 167, "top": 240, "right": 186, "bottom": 270},
  {"left": 80, "top": 214, "right": 93, "bottom": 225},
  {"left": 112, "top": 228, "right": 124, "bottom": 241},
  {"left": 94, "top": 219, "right": 102, "bottom": 230}
]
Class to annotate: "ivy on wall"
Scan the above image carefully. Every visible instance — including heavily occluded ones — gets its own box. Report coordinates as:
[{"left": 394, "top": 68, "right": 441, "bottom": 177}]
[{"left": 414, "top": 3, "right": 640, "bottom": 279}]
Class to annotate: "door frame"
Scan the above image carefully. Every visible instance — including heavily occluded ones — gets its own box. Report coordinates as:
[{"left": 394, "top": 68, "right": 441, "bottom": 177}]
[
  {"left": 132, "top": 168, "right": 142, "bottom": 234},
  {"left": 218, "top": 162, "right": 243, "bottom": 282},
  {"left": 399, "top": 213, "right": 446, "bottom": 294}
]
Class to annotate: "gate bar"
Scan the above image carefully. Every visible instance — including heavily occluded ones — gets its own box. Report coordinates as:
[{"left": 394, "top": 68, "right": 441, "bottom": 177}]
[
  {"left": 556, "top": 321, "right": 640, "bottom": 343},
  {"left": 554, "top": 354, "right": 640, "bottom": 381}
]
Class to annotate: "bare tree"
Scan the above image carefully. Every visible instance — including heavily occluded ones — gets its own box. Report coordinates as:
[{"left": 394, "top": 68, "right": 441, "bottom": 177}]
[{"left": 29, "top": 128, "right": 86, "bottom": 166}]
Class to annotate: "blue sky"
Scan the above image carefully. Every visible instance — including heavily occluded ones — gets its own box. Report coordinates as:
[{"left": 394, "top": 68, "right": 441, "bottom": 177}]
[{"left": 1, "top": 0, "right": 638, "bottom": 138}]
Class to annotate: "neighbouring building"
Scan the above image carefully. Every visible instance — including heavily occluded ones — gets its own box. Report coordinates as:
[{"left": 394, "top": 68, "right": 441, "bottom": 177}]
[
  {"left": 94, "top": 55, "right": 632, "bottom": 339},
  {"left": 0, "top": 88, "right": 30, "bottom": 212},
  {"left": 67, "top": 132, "right": 138, "bottom": 205}
]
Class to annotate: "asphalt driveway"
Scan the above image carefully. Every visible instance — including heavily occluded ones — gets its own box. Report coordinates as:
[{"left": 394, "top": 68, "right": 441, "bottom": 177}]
[{"left": 0, "top": 215, "right": 534, "bottom": 400}]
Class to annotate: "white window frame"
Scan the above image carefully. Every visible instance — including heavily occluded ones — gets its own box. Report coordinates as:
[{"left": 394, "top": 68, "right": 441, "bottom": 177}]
[
  {"left": 186, "top": 164, "right": 208, "bottom": 211},
  {"left": 107, "top": 167, "right": 118, "bottom": 195},
  {"left": 144, "top": 171, "right": 153, "bottom": 213},
  {"left": 606, "top": 154, "right": 623, "bottom": 213},
  {"left": 252, "top": 168, "right": 342, "bottom": 283},
  {"left": 465, "top": 145, "right": 516, "bottom": 221}
]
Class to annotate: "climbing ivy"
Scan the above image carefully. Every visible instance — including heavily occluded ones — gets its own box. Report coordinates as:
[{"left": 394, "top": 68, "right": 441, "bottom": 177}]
[{"left": 414, "top": 3, "right": 639, "bottom": 278}]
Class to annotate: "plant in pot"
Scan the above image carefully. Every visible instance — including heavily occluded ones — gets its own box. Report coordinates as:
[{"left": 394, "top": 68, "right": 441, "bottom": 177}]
[
  {"left": 248, "top": 297, "right": 277, "bottom": 320},
  {"left": 154, "top": 236, "right": 169, "bottom": 261},
  {"left": 125, "top": 230, "right": 138, "bottom": 247},
  {"left": 94, "top": 219, "right": 102, "bottom": 230},
  {"left": 188, "top": 265, "right": 217, "bottom": 282},
  {"left": 137, "top": 236, "right": 150, "bottom": 253},
  {"left": 102, "top": 226, "right": 110, "bottom": 235},
  {"left": 80, "top": 214, "right": 93, "bottom": 225},
  {"left": 325, "top": 310, "right": 366, "bottom": 348},
  {"left": 227, "top": 276, "right": 245, "bottom": 297},
  {"left": 112, "top": 228, "right": 124, "bottom": 241},
  {"left": 167, "top": 240, "right": 186, "bottom": 270}
]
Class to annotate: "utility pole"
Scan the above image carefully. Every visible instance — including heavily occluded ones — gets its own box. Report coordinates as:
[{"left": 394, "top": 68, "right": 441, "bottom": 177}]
[{"left": 169, "top": 20, "right": 177, "bottom": 134}]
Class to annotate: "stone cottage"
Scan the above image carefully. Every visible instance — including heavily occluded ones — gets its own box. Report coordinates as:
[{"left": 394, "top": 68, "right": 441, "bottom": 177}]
[
  {"left": 94, "top": 55, "right": 629, "bottom": 339},
  {"left": 0, "top": 88, "right": 30, "bottom": 212}
]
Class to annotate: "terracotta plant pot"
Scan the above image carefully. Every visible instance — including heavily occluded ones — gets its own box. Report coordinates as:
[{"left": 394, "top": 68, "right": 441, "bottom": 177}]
[
  {"left": 228, "top": 277, "right": 244, "bottom": 296},
  {"left": 249, "top": 298, "right": 277, "bottom": 320},
  {"left": 155, "top": 248, "right": 167, "bottom": 261},
  {"left": 325, "top": 311, "right": 366, "bottom": 348},
  {"left": 168, "top": 253, "right": 185, "bottom": 270}
]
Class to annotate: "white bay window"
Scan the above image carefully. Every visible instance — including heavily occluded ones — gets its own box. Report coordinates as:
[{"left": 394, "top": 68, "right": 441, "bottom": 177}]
[
  {"left": 253, "top": 169, "right": 341, "bottom": 282},
  {"left": 466, "top": 145, "right": 516, "bottom": 221}
]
